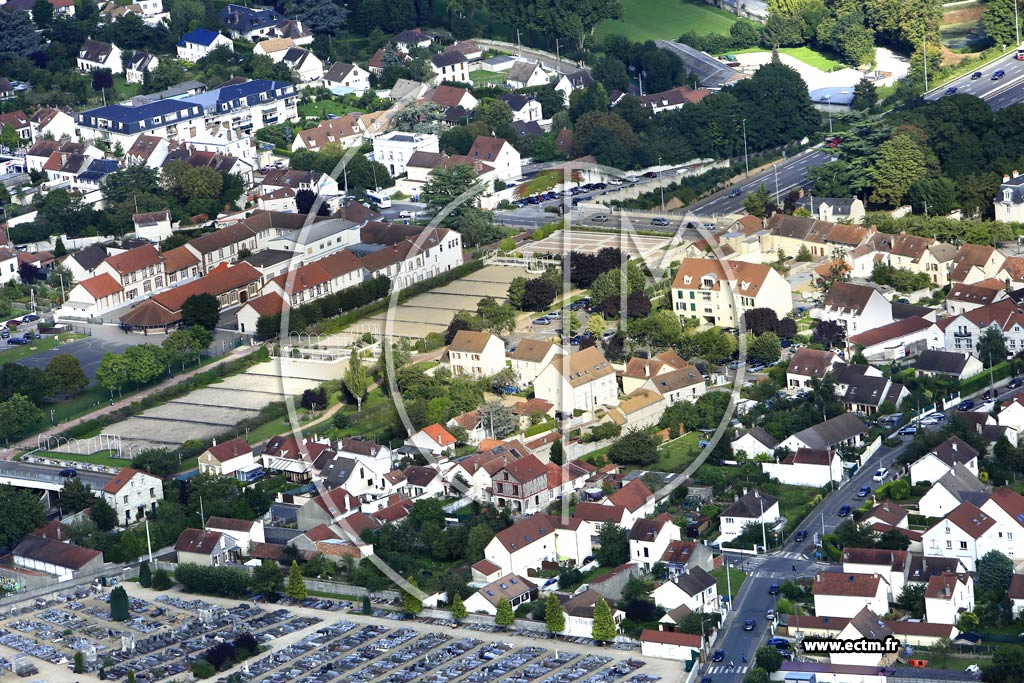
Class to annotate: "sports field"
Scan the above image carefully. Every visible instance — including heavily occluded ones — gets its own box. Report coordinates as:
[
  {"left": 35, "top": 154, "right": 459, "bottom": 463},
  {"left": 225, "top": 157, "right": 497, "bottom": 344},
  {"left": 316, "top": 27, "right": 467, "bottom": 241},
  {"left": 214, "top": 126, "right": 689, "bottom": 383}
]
[
  {"left": 595, "top": 0, "right": 737, "bottom": 42},
  {"left": 734, "top": 46, "right": 845, "bottom": 71}
]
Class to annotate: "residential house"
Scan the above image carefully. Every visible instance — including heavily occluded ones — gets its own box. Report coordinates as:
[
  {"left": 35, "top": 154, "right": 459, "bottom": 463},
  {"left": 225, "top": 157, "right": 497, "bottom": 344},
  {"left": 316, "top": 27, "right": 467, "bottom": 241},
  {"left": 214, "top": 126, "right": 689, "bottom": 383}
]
[
  {"left": 463, "top": 574, "right": 537, "bottom": 615},
  {"left": 503, "top": 94, "right": 543, "bottom": 123},
  {"left": 940, "top": 298, "right": 1024, "bottom": 357},
  {"left": 174, "top": 528, "right": 238, "bottom": 566},
  {"left": 77, "top": 39, "right": 122, "bottom": 74},
  {"left": 841, "top": 548, "right": 909, "bottom": 602},
  {"left": 560, "top": 589, "right": 625, "bottom": 639},
  {"left": 393, "top": 28, "right": 431, "bottom": 52},
  {"left": 719, "top": 490, "right": 780, "bottom": 542},
  {"left": 94, "top": 243, "right": 165, "bottom": 301},
  {"left": 252, "top": 37, "right": 294, "bottom": 61},
  {"left": 921, "top": 502, "right": 997, "bottom": 571},
  {"left": 637, "top": 85, "right": 709, "bottom": 114},
  {"left": 820, "top": 282, "right": 893, "bottom": 336},
  {"left": 406, "top": 423, "right": 457, "bottom": 456},
  {"left": 126, "top": 135, "right": 170, "bottom": 168},
  {"left": 650, "top": 566, "right": 720, "bottom": 613},
  {"left": 996, "top": 171, "right": 1024, "bottom": 222},
  {"left": 620, "top": 349, "right": 696, "bottom": 395},
  {"left": 731, "top": 427, "right": 780, "bottom": 459},
  {"left": 629, "top": 515, "right": 681, "bottom": 572},
  {"left": 640, "top": 630, "right": 701, "bottom": 662},
  {"left": 572, "top": 502, "right": 629, "bottom": 542},
  {"left": 430, "top": 51, "right": 470, "bottom": 84},
  {"left": 862, "top": 501, "right": 909, "bottom": 530},
  {"left": 0, "top": 110, "right": 31, "bottom": 143},
  {"left": 946, "top": 280, "right": 1008, "bottom": 316},
  {"left": 296, "top": 488, "right": 360, "bottom": 531},
  {"left": 848, "top": 316, "right": 944, "bottom": 363},
  {"left": 910, "top": 436, "right": 980, "bottom": 486},
  {"left": 29, "top": 107, "right": 76, "bottom": 141},
  {"left": 447, "top": 330, "right": 506, "bottom": 379},
  {"left": 506, "top": 61, "right": 550, "bottom": 89},
  {"left": 918, "top": 463, "right": 988, "bottom": 518},
  {"left": 533, "top": 346, "right": 619, "bottom": 415},
  {"left": 426, "top": 85, "right": 479, "bottom": 111},
  {"left": 869, "top": 232, "right": 954, "bottom": 287},
  {"left": 198, "top": 437, "right": 254, "bottom": 476},
  {"left": 262, "top": 251, "right": 367, "bottom": 309},
  {"left": 388, "top": 78, "right": 429, "bottom": 101},
  {"left": 373, "top": 131, "right": 439, "bottom": 176},
  {"left": 100, "top": 468, "right": 162, "bottom": 527},
  {"left": 1010, "top": 574, "right": 1024, "bottom": 618},
  {"left": 446, "top": 40, "right": 482, "bottom": 61},
  {"left": 793, "top": 196, "right": 866, "bottom": 224},
  {"left": 162, "top": 245, "right": 200, "bottom": 285},
  {"left": 925, "top": 573, "right": 974, "bottom": 625},
  {"left": 62, "top": 273, "right": 124, "bottom": 317},
  {"left": 133, "top": 211, "right": 173, "bottom": 242},
  {"left": 780, "top": 413, "right": 868, "bottom": 453},
  {"left": 999, "top": 395, "right": 1024, "bottom": 433},
  {"left": 832, "top": 363, "right": 909, "bottom": 415},
  {"left": 281, "top": 47, "right": 323, "bottom": 82},
  {"left": 978, "top": 487, "right": 1024, "bottom": 563},
  {"left": 510, "top": 340, "right": 564, "bottom": 387},
  {"left": 218, "top": 4, "right": 311, "bottom": 42},
  {"left": 176, "top": 28, "right": 234, "bottom": 62},
  {"left": 467, "top": 135, "right": 521, "bottom": 181},
  {"left": 915, "top": 349, "right": 985, "bottom": 381},
  {"left": 786, "top": 348, "right": 838, "bottom": 393},
  {"left": 491, "top": 454, "right": 550, "bottom": 515},
  {"left": 205, "top": 517, "right": 265, "bottom": 555},
  {"left": 12, "top": 536, "right": 103, "bottom": 581},
  {"left": 483, "top": 513, "right": 591, "bottom": 577},
  {"left": 323, "top": 62, "right": 370, "bottom": 95},
  {"left": 830, "top": 608, "right": 897, "bottom": 668},
  {"left": 660, "top": 539, "right": 715, "bottom": 577},
  {"left": 761, "top": 448, "right": 842, "bottom": 487},
  {"left": 949, "top": 243, "right": 1006, "bottom": 284},
  {"left": 812, "top": 572, "right": 888, "bottom": 618},
  {"left": 124, "top": 50, "right": 158, "bottom": 84},
  {"left": 608, "top": 389, "right": 666, "bottom": 430},
  {"left": 671, "top": 258, "right": 792, "bottom": 328}
]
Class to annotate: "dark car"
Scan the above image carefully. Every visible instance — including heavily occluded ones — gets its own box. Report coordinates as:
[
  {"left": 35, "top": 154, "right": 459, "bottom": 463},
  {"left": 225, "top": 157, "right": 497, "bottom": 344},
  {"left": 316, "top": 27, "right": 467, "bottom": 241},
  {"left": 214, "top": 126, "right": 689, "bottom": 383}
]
[
  {"left": 21, "top": 314, "right": 39, "bottom": 322},
  {"left": 945, "top": 86, "right": 957, "bottom": 94},
  {"left": 642, "top": 171, "right": 658, "bottom": 178},
  {"left": 838, "top": 504, "right": 852, "bottom": 517},
  {"left": 768, "top": 637, "right": 790, "bottom": 649},
  {"left": 983, "top": 389, "right": 994, "bottom": 400},
  {"left": 795, "top": 530, "right": 808, "bottom": 542},
  {"left": 958, "top": 399, "right": 975, "bottom": 411},
  {"left": 971, "top": 71, "right": 983, "bottom": 80},
  {"left": 1011, "top": 377, "right": 1024, "bottom": 390},
  {"left": 59, "top": 468, "right": 77, "bottom": 478},
  {"left": 712, "top": 650, "right": 725, "bottom": 663},
  {"left": 0, "top": 329, "right": 7, "bottom": 339},
  {"left": 6, "top": 337, "right": 27, "bottom": 345},
  {"left": 897, "top": 425, "right": 917, "bottom": 436},
  {"left": 768, "top": 584, "right": 779, "bottom": 595},
  {"left": 743, "top": 619, "right": 755, "bottom": 631},
  {"left": 993, "top": 69, "right": 1006, "bottom": 80},
  {"left": 728, "top": 189, "right": 742, "bottom": 198},
  {"left": 857, "top": 485, "right": 871, "bottom": 498}
]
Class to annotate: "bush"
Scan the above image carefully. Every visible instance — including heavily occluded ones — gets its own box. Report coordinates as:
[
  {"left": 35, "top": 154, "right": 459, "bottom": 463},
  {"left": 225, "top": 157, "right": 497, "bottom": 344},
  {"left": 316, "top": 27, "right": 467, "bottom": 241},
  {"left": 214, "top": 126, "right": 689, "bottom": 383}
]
[
  {"left": 174, "top": 563, "right": 250, "bottom": 597},
  {"left": 151, "top": 569, "right": 173, "bottom": 590},
  {"left": 190, "top": 659, "right": 216, "bottom": 679}
]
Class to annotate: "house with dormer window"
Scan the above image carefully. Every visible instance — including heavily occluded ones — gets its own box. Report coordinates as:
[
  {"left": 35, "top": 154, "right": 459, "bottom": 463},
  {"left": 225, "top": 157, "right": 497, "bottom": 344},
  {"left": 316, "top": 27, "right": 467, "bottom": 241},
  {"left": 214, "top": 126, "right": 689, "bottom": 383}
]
[
  {"left": 466, "top": 135, "right": 521, "bottom": 181},
  {"left": 820, "top": 282, "right": 892, "bottom": 335},
  {"left": 670, "top": 258, "right": 792, "bottom": 328}
]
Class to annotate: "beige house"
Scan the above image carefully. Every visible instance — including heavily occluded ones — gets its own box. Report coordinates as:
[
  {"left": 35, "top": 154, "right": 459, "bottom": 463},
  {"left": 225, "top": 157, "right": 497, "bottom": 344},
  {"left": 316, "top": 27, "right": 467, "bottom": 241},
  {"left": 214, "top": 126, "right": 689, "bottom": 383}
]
[
  {"left": 509, "top": 339, "right": 564, "bottom": 387},
  {"left": 868, "top": 231, "right": 955, "bottom": 287},
  {"left": 534, "top": 346, "right": 619, "bottom": 414},
  {"left": 198, "top": 437, "right": 254, "bottom": 477},
  {"left": 608, "top": 389, "right": 665, "bottom": 429},
  {"left": 447, "top": 330, "right": 507, "bottom": 379},
  {"left": 670, "top": 258, "right": 792, "bottom": 328},
  {"left": 174, "top": 528, "right": 239, "bottom": 566}
]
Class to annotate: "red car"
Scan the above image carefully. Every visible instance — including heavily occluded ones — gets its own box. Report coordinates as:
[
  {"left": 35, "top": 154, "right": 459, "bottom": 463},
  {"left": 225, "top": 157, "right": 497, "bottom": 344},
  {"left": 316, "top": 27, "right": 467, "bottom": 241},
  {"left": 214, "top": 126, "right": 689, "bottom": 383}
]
[{"left": 5, "top": 320, "right": 20, "bottom": 329}]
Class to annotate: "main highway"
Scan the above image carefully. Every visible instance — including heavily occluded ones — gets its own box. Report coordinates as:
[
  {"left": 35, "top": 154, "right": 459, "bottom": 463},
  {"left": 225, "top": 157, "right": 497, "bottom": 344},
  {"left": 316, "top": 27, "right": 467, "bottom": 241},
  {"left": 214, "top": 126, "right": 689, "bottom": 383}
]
[{"left": 925, "top": 49, "right": 1024, "bottom": 110}]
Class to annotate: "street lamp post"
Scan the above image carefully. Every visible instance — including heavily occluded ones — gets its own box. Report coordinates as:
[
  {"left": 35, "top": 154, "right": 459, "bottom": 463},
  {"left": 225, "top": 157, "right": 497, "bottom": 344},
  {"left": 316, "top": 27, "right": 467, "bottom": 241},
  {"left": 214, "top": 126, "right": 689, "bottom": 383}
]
[
  {"left": 759, "top": 496, "right": 768, "bottom": 553},
  {"left": 658, "top": 156, "right": 665, "bottom": 213},
  {"left": 741, "top": 118, "right": 749, "bottom": 177},
  {"left": 825, "top": 95, "right": 833, "bottom": 134},
  {"left": 772, "top": 164, "right": 780, "bottom": 206}
]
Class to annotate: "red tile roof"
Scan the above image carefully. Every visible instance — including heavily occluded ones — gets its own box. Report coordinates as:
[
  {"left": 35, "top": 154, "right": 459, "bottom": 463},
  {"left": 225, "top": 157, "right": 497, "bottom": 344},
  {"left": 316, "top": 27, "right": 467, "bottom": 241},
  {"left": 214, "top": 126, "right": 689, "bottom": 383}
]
[
  {"left": 204, "top": 437, "right": 252, "bottom": 463},
  {"left": 640, "top": 629, "right": 701, "bottom": 648},
  {"left": 104, "top": 244, "right": 161, "bottom": 275},
  {"left": 102, "top": 467, "right": 145, "bottom": 494},
  {"left": 151, "top": 262, "right": 260, "bottom": 313},
  {"left": 421, "top": 423, "right": 456, "bottom": 448},
  {"left": 812, "top": 572, "right": 882, "bottom": 597},
  {"left": 78, "top": 273, "right": 123, "bottom": 299},
  {"left": 608, "top": 479, "right": 652, "bottom": 512}
]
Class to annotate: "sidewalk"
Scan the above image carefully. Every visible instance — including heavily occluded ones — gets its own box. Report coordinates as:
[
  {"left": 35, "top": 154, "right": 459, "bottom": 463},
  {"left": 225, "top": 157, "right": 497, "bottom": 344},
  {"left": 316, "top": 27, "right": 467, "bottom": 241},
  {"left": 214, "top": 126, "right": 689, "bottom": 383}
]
[{"left": 13, "top": 344, "right": 260, "bottom": 452}]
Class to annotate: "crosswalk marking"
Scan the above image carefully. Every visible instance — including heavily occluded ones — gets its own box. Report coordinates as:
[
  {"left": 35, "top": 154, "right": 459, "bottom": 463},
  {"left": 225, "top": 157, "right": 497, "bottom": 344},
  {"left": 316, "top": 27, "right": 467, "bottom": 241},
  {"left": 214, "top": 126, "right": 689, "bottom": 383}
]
[{"left": 707, "top": 666, "right": 749, "bottom": 674}]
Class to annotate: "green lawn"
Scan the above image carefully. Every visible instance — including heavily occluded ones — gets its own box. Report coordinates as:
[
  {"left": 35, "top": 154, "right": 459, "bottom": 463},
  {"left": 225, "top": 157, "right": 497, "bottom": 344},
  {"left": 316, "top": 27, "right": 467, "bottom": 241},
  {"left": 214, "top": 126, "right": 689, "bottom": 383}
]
[
  {"left": 0, "top": 332, "right": 85, "bottom": 366},
  {"left": 469, "top": 70, "right": 506, "bottom": 86},
  {"left": 298, "top": 99, "right": 362, "bottom": 119},
  {"left": 733, "top": 46, "right": 845, "bottom": 72},
  {"left": 776, "top": 484, "right": 821, "bottom": 535},
  {"left": 595, "top": 0, "right": 737, "bottom": 43},
  {"left": 652, "top": 431, "right": 703, "bottom": 472},
  {"left": 710, "top": 566, "right": 745, "bottom": 599}
]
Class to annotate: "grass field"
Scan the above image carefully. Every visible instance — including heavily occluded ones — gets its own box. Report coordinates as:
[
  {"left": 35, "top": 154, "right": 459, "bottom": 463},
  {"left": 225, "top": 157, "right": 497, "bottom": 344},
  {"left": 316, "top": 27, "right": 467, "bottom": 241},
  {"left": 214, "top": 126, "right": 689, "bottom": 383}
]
[
  {"left": 469, "top": 70, "right": 506, "bottom": 86},
  {"left": 734, "top": 46, "right": 846, "bottom": 72},
  {"left": 652, "top": 431, "right": 703, "bottom": 472},
  {"left": 595, "top": 0, "right": 737, "bottom": 43},
  {"left": 710, "top": 566, "right": 745, "bottom": 599},
  {"left": 298, "top": 100, "right": 361, "bottom": 118}
]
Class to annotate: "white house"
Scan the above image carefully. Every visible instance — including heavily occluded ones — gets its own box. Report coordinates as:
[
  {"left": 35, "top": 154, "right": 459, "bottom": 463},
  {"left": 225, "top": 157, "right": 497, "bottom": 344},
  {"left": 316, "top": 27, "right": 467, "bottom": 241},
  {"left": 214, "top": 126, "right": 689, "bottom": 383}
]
[
  {"left": 780, "top": 413, "right": 868, "bottom": 453},
  {"left": 831, "top": 608, "right": 898, "bottom": 669},
  {"left": 608, "top": 389, "right": 666, "bottom": 430},
  {"left": 324, "top": 62, "right": 371, "bottom": 95},
  {"left": 467, "top": 135, "right": 521, "bottom": 181},
  {"left": 639, "top": 630, "right": 702, "bottom": 663},
  {"left": 13, "top": 536, "right": 103, "bottom": 582},
  {"left": 406, "top": 423, "right": 457, "bottom": 456},
  {"left": 572, "top": 503, "right": 629, "bottom": 543},
  {"left": 812, "top": 572, "right": 889, "bottom": 618},
  {"left": 506, "top": 61, "right": 550, "bottom": 89},
  {"left": 628, "top": 515, "right": 680, "bottom": 572},
  {"left": 510, "top": 339, "right": 564, "bottom": 388},
  {"left": 999, "top": 395, "right": 1024, "bottom": 433},
  {"left": 848, "top": 316, "right": 944, "bottom": 364},
  {"left": 925, "top": 573, "right": 974, "bottom": 625},
  {"left": 174, "top": 528, "right": 239, "bottom": 567},
  {"left": 915, "top": 349, "right": 985, "bottom": 381},
  {"left": 100, "top": 467, "right": 163, "bottom": 527},
  {"left": 373, "top": 131, "right": 440, "bottom": 177},
  {"left": 842, "top": 548, "right": 909, "bottom": 602},
  {"left": 77, "top": 39, "right": 122, "bottom": 74},
  {"left": 124, "top": 50, "right": 158, "bottom": 84},
  {"left": 1010, "top": 574, "right": 1024, "bottom": 618},
  {"left": 198, "top": 437, "right": 255, "bottom": 477},
  {"left": 820, "top": 282, "right": 893, "bottom": 336},
  {"left": 561, "top": 589, "right": 625, "bottom": 639},
  {"left": 133, "top": 210, "right": 173, "bottom": 242},
  {"left": 786, "top": 348, "right": 839, "bottom": 393},
  {"left": 483, "top": 514, "right": 591, "bottom": 577},
  {"left": 533, "top": 346, "right": 618, "bottom": 415},
  {"left": 176, "top": 28, "right": 233, "bottom": 62},
  {"left": 731, "top": 427, "right": 780, "bottom": 460},
  {"left": 978, "top": 487, "right": 1024, "bottom": 563},
  {"left": 430, "top": 51, "right": 470, "bottom": 84},
  {"left": 671, "top": 258, "right": 793, "bottom": 329},
  {"left": 606, "top": 479, "right": 656, "bottom": 528},
  {"left": 446, "top": 330, "right": 507, "bottom": 379},
  {"left": 205, "top": 516, "right": 265, "bottom": 556},
  {"left": 909, "top": 436, "right": 979, "bottom": 485},
  {"left": 761, "top": 448, "right": 842, "bottom": 488},
  {"left": 917, "top": 463, "right": 988, "bottom": 519},
  {"left": 281, "top": 47, "right": 324, "bottom": 82},
  {"left": 650, "top": 567, "right": 720, "bottom": 613},
  {"left": 921, "top": 502, "right": 997, "bottom": 571},
  {"left": 503, "top": 94, "right": 543, "bottom": 123},
  {"left": 62, "top": 273, "right": 124, "bottom": 316},
  {"left": 463, "top": 573, "right": 537, "bottom": 615},
  {"left": 719, "top": 490, "right": 780, "bottom": 542},
  {"left": 30, "top": 108, "right": 76, "bottom": 142}
]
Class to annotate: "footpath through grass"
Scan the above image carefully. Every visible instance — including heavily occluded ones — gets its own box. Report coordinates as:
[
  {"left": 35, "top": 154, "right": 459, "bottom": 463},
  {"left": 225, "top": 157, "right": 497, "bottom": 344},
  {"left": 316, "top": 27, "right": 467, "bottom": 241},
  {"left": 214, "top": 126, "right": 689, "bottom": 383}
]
[{"left": 595, "top": 0, "right": 736, "bottom": 43}]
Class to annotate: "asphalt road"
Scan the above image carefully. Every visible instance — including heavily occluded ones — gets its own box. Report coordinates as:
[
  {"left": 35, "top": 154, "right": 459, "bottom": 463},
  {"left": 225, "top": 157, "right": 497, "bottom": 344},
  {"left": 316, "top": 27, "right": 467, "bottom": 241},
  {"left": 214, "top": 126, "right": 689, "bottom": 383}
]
[
  {"left": 0, "top": 460, "right": 113, "bottom": 491},
  {"left": 13, "top": 334, "right": 134, "bottom": 382},
  {"left": 925, "top": 51, "right": 1024, "bottom": 110}
]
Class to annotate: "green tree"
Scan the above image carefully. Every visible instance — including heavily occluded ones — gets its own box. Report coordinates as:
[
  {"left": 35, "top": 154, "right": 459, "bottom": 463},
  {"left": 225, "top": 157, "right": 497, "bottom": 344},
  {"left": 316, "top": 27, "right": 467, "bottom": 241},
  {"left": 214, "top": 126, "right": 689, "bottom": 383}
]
[
  {"left": 983, "top": 646, "right": 1024, "bottom": 683},
  {"left": 0, "top": 485, "right": 45, "bottom": 548},
  {"left": 977, "top": 550, "right": 1013, "bottom": 592},
  {"left": 908, "top": 176, "right": 959, "bottom": 216},
  {"left": 74, "top": 651, "right": 84, "bottom": 674},
  {"left": 495, "top": 597, "right": 514, "bottom": 627},
  {"left": 755, "top": 645, "right": 783, "bottom": 673},
  {"left": 286, "top": 560, "right": 307, "bottom": 600},
  {"left": 749, "top": 331, "right": 781, "bottom": 365},
  {"left": 507, "top": 277, "right": 527, "bottom": 308},
  {"left": 110, "top": 586, "right": 129, "bottom": 621},
  {"left": 591, "top": 597, "right": 617, "bottom": 641},
  {"left": 870, "top": 133, "right": 926, "bottom": 206},
  {"left": 344, "top": 352, "right": 369, "bottom": 410},
  {"left": 0, "top": 8, "right": 39, "bottom": 54},
  {"left": 477, "top": 98, "right": 515, "bottom": 135},
  {"left": 421, "top": 164, "right": 481, "bottom": 222},
  {"left": 151, "top": 569, "right": 173, "bottom": 590},
  {"left": 896, "top": 582, "right": 926, "bottom": 618},
  {"left": 607, "top": 429, "right": 659, "bottom": 466},
  {"left": 595, "top": 522, "right": 630, "bottom": 567},
  {"left": 742, "top": 184, "right": 774, "bottom": 218},
  {"left": 851, "top": 79, "right": 878, "bottom": 111},
  {"left": 0, "top": 125, "right": 19, "bottom": 152},
  {"left": 181, "top": 293, "right": 221, "bottom": 330},
  {"left": 362, "top": 595, "right": 372, "bottom": 614},
  {"left": 957, "top": 611, "right": 979, "bottom": 631},
  {"left": 452, "top": 593, "right": 467, "bottom": 621},
  {"left": 983, "top": 0, "right": 1023, "bottom": 47},
  {"left": 744, "top": 668, "right": 770, "bottom": 683},
  {"left": 162, "top": 327, "right": 203, "bottom": 371},
  {"left": 169, "top": 0, "right": 204, "bottom": 36},
  {"left": 60, "top": 477, "right": 96, "bottom": 514},
  {"left": 91, "top": 498, "right": 118, "bottom": 531},
  {"left": 45, "top": 353, "right": 88, "bottom": 397},
  {"left": 127, "top": 671, "right": 136, "bottom": 683},
  {"left": 978, "top": 327, "right": 1009, "bottom": 368},
  {"left": 549, "top": 439, "right": 564, "bottom": 466},
  {"left": 545, "top": 592, "right": 565, "bottom": 632},
  {"left": 252, "top": 559, "right": 284, "bottom": 596},
  {"left": 139, "top": 561, "right": 152, "bottom": 588},
  {"left": 0, "top": 394, "right": 43, "bottom": 439}
]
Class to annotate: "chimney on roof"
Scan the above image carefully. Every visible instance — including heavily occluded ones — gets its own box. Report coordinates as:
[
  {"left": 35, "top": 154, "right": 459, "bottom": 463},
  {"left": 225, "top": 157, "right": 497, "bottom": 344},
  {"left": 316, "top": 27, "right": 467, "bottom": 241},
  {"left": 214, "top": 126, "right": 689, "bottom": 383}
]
[
  {"left": 1005, "top": 174, "right": 1011, "bottom": 183},
  {"left": 212, "top": 437, "right": 217, "bottom": 447},
  {"left": 1015, "top": 170, "right": 1020, "bottom": 179},
  {"left": 816, "top": 574, "right": 821, "bottom": 582}
]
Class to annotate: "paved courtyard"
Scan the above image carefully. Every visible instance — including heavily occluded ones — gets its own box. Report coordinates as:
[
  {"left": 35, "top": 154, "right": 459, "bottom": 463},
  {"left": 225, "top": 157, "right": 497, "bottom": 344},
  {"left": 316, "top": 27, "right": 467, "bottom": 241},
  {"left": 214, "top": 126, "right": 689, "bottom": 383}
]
[{"left": 520, "top": 230, "right": 670, "bottom": 261}]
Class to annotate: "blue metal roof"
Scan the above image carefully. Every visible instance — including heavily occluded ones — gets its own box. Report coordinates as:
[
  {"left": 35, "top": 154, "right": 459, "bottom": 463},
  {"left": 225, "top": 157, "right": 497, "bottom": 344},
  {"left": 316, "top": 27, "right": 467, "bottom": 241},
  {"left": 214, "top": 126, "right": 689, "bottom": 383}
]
[
  {"left": 178, "top": 28, "right": 222, "bottom": 47},
  {"left": 80, "top": 98, "right": 200, "bottom": 125},
  {"left": 809, "top": 87, "right": 855, "bottom": 106}
]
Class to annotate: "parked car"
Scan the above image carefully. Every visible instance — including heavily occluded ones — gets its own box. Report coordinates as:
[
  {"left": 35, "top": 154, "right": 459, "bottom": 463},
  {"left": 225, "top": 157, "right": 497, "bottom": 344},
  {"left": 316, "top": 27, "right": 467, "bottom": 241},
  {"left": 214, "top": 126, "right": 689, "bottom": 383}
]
[
  {"left": 945, "top": 86, "right": 957, "bottom": 94},
  {"left": 591, "top": 214, "right": 610, "bottom": 222},
  {"left": 534, "top": 317, "right": 551, "bottom": 325},
  {"left": 766, "top": 609, "right": 775, "bottom": 621},
  {"left": 650, "top": 217, "right": 670, "bottom": 226},
  {"left": 21, "top": 314, "right": 39, "bottom": 322},
  {"left": 922, "top": 411, "right": 946, "bottom": 423},
  {"left": 6, "top": 337, "right": 27, "bottom": 345},
  {"left": 1009, "top": 377, "right": 1023, "bottom": 389},
  {"left": 857, "top": 485, "right": 871, "bottom": 498},
  {"left": 728, "top": 189, "right": 742, "bottom": 198},
  {"left": 398, "top": 210, "right": 413, "bottom": 218},
  {"left": 768, "top": 637, "right": 789, "bottom": 649},
  {"left": 5, "top": 319, "right": 19, "bottom": 328},
  {"left": 794, "top": 530, "right": 808, "bottom": 542},
  {"left": 898, "top": 425, "right": 918, "bottom": 435},
  {"left": 958, "top": 399, "right": 975, "bottom": 411},
  {"left": 873, "top": 467, "right": 889, "bottom": 482},
  {"left": 743, "top": 619, "right": 755, "bottom": 631},
  {"left": 838, "top": 505, "right": 851, "bottom": 517},
  {"left": 983, "top": 389, "right": 994, "bottom": 400},
  {"left": 0, "top": 329, "right": 7, "bottom": 339}
]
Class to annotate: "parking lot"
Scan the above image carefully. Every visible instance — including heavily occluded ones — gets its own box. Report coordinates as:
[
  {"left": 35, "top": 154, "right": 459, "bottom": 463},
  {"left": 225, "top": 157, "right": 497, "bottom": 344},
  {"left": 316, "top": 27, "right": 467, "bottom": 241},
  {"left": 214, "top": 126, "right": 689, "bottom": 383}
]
[{"left": 0, "top": 583, "right": 677, "bottom": 683}]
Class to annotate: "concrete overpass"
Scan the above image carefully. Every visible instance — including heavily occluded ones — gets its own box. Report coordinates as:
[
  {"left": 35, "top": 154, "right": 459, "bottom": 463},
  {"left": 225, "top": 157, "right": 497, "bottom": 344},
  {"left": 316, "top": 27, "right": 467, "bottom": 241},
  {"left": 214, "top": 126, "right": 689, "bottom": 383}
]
[{"left": 0, "top": 462, "right": 114, "bottom": 494}]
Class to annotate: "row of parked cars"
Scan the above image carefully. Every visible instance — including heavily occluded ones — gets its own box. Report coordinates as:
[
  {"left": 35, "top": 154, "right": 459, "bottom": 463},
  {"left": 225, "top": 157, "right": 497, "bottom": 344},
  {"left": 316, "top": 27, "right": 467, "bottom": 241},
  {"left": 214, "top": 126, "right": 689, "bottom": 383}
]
[{"left": 513, "top": 183, "right": 618, "bottom": 208}]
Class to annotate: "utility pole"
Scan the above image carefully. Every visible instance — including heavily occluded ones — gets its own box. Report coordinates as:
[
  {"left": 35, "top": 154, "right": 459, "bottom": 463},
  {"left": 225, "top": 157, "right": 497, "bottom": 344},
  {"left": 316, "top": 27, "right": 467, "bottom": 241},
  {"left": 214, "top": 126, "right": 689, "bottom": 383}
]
[
  {"left": 658, "top": 156, "right": 665, "bottom": 214},
  {"left": 555, "top": 39, "right": 560, "bottom": 71},
  {"left": 773, "top": 164, "right": 780, "bottom": 206},
  {"left": 724, "top": 556, "right": 733, "bottom": 610},
  {"left": 742, "top": 118, "right": 749, "bottom": 177},
  {"left": 759, "top": 496, "right": 767, "bottom": 553},
  {"left": 923, "top": 29, "right": 929, "bottom": 92},
  {"left": 825, "top": 95, "right": 833, "bottom": 134},
  {"left": 1017, "top": 0, "right": 1021, "bottom": 47},
  {"left": 516, "top": 29, "right": 521, "bottom": 57}
]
